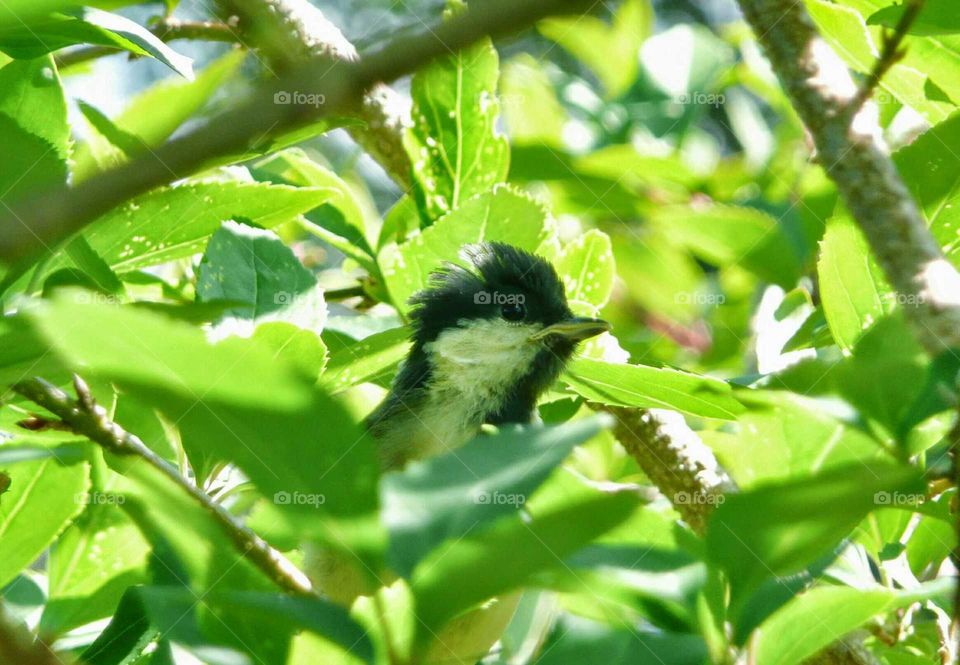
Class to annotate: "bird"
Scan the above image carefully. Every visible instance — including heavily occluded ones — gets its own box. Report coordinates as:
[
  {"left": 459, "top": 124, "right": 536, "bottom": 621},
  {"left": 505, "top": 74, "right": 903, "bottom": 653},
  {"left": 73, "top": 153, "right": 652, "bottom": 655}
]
[
  {"left": 306, "top": 243, "right": 610, "bottom": 663},
  {"left": 366, "top": 241, "right": 611, "bottom": 470}
]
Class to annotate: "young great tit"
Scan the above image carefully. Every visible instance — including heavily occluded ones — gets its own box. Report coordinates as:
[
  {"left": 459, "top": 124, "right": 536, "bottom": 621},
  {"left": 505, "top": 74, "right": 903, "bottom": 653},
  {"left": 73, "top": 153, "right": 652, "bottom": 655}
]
[{"left": 367, "top": 241, "right": 610, "bottom": 469}]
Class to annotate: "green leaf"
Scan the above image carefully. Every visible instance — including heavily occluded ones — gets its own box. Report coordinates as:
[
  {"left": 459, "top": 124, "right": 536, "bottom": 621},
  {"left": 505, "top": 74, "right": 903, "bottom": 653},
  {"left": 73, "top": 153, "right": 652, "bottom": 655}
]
[
  {"left": 0, "top": 55, "right": 69, "bottom": 206},
  {"left": 380, "top": 186, "right": 552, "bottom": 312},
  {"left": 42, "top": 502, "right": 150, "bottom": 635},
  {"left": 806, "top": 0, "right": 957, "bottom": 122},
  {"left": 197, "top": 220, "right": 326, "bottom": 334},
  {"left": 0, "top": 8, "right": 193, "bottom": 78},
  {"left": 556, "top": 230, "right": 615, "bottom": 309},
  {"left": 650, "top": 204, "right": 803, "bottom": 287},
  {"left": 410, "top": 472, "right": 642, "bottom": 643},
  {"left": 404, "top": 9, "right": 509, "bottom": 222},
  {"left": 24, "top": 294, "right": 382, "bottom": 532},
  {"left": 68, "top": 181, "right": 333, "bottom": 273},
  {"left": 252, "top": 148, "right": 376, "bottom": 270},
  {"left": 704, "top": 390, "right": 883, "bottom": 488},
  {"left": 500, "top": 54, "right": 567, "bottom": 146},
  {"left": 253, "top": 322, "right": 328, "bottom": 383},
  {"left": 868, "top": 0, "right": 960, "bottom": 35},
  {"left": 320, "top": 326, "right": 411, "bottom": 393},
  {"left": 564, "top": 358, "right": 744, "bottom": 420},
  {"left": 705, "top": 463, "right": 924, "bottom": 606},
  {"left": 818, "top": 207, "right": 893, "bottom": 351},
  {"left": 72, "top": 50, "right": 246, "bottom": 181},
  {"left": 539, "top": 0, "right": 653, "bottom": 98},
  {"left": 383, "top": 417, "right": 607, "bottom": 577},
  {"left": 751, "top": 580, "right": 953, "bottom": 665},
  {"left": 0, "top": 445, "right": 90, "bottom": 588}
]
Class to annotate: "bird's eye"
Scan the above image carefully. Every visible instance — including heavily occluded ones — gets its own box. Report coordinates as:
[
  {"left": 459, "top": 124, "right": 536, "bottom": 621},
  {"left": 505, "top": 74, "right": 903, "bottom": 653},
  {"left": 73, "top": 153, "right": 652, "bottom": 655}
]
[{"left": 501, "top": 302, "right": 526, "bottom": 322}]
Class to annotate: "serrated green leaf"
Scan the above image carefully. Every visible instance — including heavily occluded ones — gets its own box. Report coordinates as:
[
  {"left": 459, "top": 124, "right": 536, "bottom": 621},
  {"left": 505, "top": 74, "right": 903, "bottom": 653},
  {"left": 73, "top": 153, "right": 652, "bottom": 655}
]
[
  {"left": 556, "top": 230, "right": 615, "bottom": 309},
  {"left": 197, "top": 220, "right": 327, "bottom": 334},
  {"left": 868, "top": 0, "right": 960, "bottom": 35},
  {"left": 381, "top": 186, "right": 552, "bottom": 312},
  {"left": 818, "top": 207, "right": 893, "bottom": 351},
  {"left": 320, "top": 326, "right": 410, "bottom": 393},
  {"left": 0, "top": 446, "right": 90, "bottom": 588},
  {"left": 0, "top": 55, "right": 69, "bottom": 206},
  {"left": 404, "top": 17, "right": 509, "bottom": 222},
  {"left": 564, "top": 358, "right": 744, "bottom": 419}
]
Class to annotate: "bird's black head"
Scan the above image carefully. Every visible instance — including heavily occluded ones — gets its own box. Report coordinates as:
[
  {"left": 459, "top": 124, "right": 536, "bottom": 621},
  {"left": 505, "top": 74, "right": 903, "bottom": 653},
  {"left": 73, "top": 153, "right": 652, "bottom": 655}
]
[{"left": 398, "top": 242, "right": 610, "bottom": 424}]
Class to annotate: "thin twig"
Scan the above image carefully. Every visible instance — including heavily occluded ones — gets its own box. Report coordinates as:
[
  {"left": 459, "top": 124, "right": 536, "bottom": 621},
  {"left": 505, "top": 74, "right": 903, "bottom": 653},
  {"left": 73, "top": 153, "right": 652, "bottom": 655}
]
[
  {"left": 847, "top": 0, "right": 925, "bottom": 114},
  {"left": 0, "top": 609, "right": 68, "bottom": 665},
  {"left": 54, "top": 18, "right": 238, "bottom": 69},
  {"left": 0, "top": 0, "right": 593, "bottom": 266},
  {"left": 12, "top": 375, "right": 314, "bottom": 597}
]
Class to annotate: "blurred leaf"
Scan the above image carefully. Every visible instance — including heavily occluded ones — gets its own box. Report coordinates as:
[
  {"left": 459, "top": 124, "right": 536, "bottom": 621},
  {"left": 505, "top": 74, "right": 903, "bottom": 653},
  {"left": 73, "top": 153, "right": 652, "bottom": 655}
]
[
  {"left": 404, "top": 8, "right": 509, "bottom": 222},
  {"left": 869, "top": 0, "right": 960, "bottom": 35},
  {"left": 320, "top": 326, "right": 411, "bottom": 393},
  {"left": 252, "top": 148, "right": 376, "bottom": 271},
  {"left": 705, "top": 390, "right": 883, "bottom": 488},
  {"left": 410, "top": 472, "right": 642, "bottom": 643},
  {"left": 818, "top": 207, "right": 893, "bottom": 351},
  {"left": 0, "top": 445, "right": 90, "bottom": 588},
  {"left": 751, "top": 580, "right": 953, "bottom": 665},
  {"left": 906, "top": 490, "right": 957, "bottom": 575},
  {"left": 73, "top": 49, "right": 245, "bottom": 180},
  {"left": 253, "top": 322, "right": 328, "bottom": 383},
  {"left": 0, "top": 55, "right": 69, "bottom": 206},
  {"left": 501, "top": 54, "right": 566, "bottom": 146},
  {"left": 197, "top": 220, "right": 327, "bottom": 334},
  {"left": 24, "top": 295, "right": 382, "bottom": 533},
  {"left": 539, "top": 0, "right": 653, "bottom": 98},
  {"left": 383, "top": 417, "right": 607, "bottom": 577},
  {"left": 536, "top": 614, "right": 706, "bottom": 665},
  {"left": 381, "top": 186, "right": 551, "bottom": 312},
  {"left": 706, "top": 463, "right": 924, "bottom": 606},
  {"left": 651, "top": 204, "right": 803, "bottom": 287},
  {"left": 0, "top": 8, "right": 192, "bottom": 78},
  {"left": 564, "top": 358, "right": 744, "bottom": 419},
  {"left": 556, "top": 230, "right": 615, "bottom": 309}
]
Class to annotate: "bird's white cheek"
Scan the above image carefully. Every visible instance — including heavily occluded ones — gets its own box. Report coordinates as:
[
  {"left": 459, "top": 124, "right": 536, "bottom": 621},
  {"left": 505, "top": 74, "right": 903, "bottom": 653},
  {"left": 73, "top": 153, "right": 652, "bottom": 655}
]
[{"left": 424, "top": 319, "right": 542, "bottom": 395}]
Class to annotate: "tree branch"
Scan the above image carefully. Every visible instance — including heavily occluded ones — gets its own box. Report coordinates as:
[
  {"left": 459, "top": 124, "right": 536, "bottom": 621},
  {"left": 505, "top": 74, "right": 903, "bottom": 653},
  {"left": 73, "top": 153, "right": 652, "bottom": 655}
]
[
  {"left": 217, "top": 0, "right": 412, "bottom": 188},
  {"left": 592, "top": 404, "right": 731, "bottom": 534},
  {"left": 0, "top": 609, "right": 67, "bottom": 665},
  {"left": 54, "top": 18, "right": 238, "bottom": 69},
  {"left": 12, "top": 375, "right": 314, "bottom": 597},
  {"left": 736, "top": 0, "right": 960, "bottom": 356},
  {"left": 0, "top": 0, "right": 592, "bottom": 266}
]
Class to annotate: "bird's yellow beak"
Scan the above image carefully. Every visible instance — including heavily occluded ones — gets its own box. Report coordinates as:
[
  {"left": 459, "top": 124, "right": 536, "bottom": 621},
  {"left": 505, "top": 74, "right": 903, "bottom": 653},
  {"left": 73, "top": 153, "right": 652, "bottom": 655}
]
[{"left": 530, "top": 317, "right": 611, "bottom": 342}]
